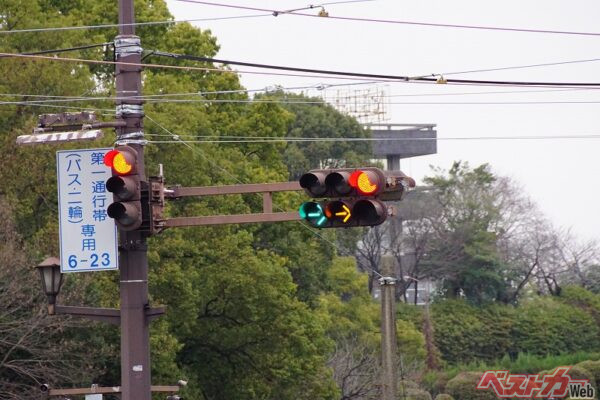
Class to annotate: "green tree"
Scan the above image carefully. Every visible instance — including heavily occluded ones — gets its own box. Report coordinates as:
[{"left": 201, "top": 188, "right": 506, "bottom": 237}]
[
  {"left": 0, "top": 0, "right": 344, "bottom": 398},
  {"left": 422, "top": 162, "right": 512, "bottom": 304}
]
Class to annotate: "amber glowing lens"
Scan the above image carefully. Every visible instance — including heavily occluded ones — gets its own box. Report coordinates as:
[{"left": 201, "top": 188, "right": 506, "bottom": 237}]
[
  {"left": 112, "top": 152, "right": 133, "bottom": 175},
  {"left": 349, "top": 170, "right": 378, "bottom": 195},
  {"left": 357, "top": 172, "right": 377, "bottom": 194}
]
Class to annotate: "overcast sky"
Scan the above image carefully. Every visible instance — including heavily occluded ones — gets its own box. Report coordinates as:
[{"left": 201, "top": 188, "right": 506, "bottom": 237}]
[{"left": 165, "top": 0, "right": 600, "bottom": 241}]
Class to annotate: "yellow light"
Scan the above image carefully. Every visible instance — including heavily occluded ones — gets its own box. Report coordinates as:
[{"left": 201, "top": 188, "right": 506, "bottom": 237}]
[
  {"left": 356, "top": 172, "right": 377, "bottom": 194},
  {"left": 113, "top": 152, "right": 133, "bottom": 175}
]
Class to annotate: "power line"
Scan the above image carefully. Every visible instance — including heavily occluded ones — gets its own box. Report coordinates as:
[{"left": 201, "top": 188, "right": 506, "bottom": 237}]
[
  {"left": 0, "top": 100, "right": 115, "bottom": 112},
  {"left": 176, "top": 0, "right": 600, "bottom": 37},
  {"left": 144, "top": 50, "right": 600, "bottom": 88},
  {"left": 148, "top": 134, "right": 600, "bottom": 144},
  {"left": 6, "top": 97, "right": 600, "bottom": 107},
  {"left": 0, "top": 81, "right": 380, "bottom": 102},
  {"left": 16, "top": 43, "right": 111, "bottom": 56},
  {"left": 278, "top": 0, "right": 377, "bottom": 13},
  {"left": 431, "top": 57, "right": 600, "bottom": 77},
  {"left": 0, "top": 86, "right": 595, "bottom": 108},
  {"left": 0, "top": 13, "right": 271, "bottom": 35},
  {"left": 5, "top": 51, "right": 600, "bottom": 89}
]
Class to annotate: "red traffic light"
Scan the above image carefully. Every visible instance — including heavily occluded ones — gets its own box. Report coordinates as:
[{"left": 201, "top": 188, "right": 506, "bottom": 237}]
[
  {"left": 349, "top": 170, "right": 379, "bottom": 196},
  {"left": 104, "top": 146, "right": 137, "bottom": 175}
]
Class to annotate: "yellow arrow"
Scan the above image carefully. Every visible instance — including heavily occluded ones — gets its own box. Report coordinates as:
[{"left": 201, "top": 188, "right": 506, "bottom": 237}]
[{"left": 335, "top": 204, "right": 352, "bottom": 223}]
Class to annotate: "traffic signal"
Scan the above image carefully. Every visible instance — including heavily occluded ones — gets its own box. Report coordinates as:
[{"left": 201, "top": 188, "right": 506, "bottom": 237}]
[
  {"left": 299, "top": 168, "right": 386, "bottom": 198},
  {"left": 103, "top": 146, "right": 142, "bottom": 231},
  {"left": 299, "top": 198, "right": 388, "bottom": 228},
  {"left": 298, "top": 167, "right": 414, "bottom": 228}
]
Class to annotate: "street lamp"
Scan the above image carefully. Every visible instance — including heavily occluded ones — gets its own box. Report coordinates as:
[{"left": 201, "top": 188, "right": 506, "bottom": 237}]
[{"left": 36, "top": 257, "right": 63, "bottom": 315}]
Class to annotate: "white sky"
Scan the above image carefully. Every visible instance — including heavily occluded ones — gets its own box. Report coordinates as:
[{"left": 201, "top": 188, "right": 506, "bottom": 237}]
[{"left": 165, "top": 0, "right": 600, "bottom": 241}]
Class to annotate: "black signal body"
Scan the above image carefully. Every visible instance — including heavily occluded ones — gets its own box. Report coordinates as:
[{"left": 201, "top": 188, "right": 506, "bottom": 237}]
[
  {"left": 298, "top": 167, "right": 414, "bottom": 228},
  {"left": 104, "top": 146, "right": 143, "bottom": 231}
]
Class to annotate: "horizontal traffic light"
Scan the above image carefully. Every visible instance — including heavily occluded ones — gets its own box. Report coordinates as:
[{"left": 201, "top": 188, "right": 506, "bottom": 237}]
[
  {"left": 300, "top": 168, "right": 384, "bottom": 198},
  {"left": 299, "top": 167, "right": 415, "bottom": 200},
  {"left": 299, "top": 199, "right": 387, "bottom": 228}
]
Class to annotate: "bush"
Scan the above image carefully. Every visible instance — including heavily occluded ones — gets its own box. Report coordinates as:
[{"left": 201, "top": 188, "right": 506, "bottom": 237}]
[
  {"left": 446, "top": 372, "right": 498, "bottom": 400},
  {"left": 434, "top": 395, "right": 454, "bottom": 400},
  {"left": 560, "top": 286, "right": 600, "bottom": 326},
  {"left": 576, "top": 360, "right": 600, "bottom": 390},
  {"left": 568, "top": 365, "right": 597, "bottom": 399},
  {"left": 404, "top": 388, "right": 433, "bottom": 400},
  {"left": 421, "top": 371, "right": 450, "bottom": 397},
  {"left": 431, "top": 300, "right": 516, "bottom": 364},
  {"left": 513, "top": 297, "right": 600, "bottom": 355},
  {"left": 399, "top": 380, "right": 420, "bottom": 391}
]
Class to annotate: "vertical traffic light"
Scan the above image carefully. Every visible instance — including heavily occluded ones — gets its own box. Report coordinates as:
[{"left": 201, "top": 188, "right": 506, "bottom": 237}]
[
  {"left": 103, "top": 146, "right": 142, "bottom": 231},
  {"left": 298, "top": 167, "right": 414, "bottom": 228}
]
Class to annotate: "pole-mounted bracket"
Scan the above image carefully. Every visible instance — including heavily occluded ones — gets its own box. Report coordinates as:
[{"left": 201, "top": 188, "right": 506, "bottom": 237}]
[
  {"left": 115, "top": 130, "right": 147, "bottom": 146},
  {"left": 379, "top": 276, "right": 398, "bottom": 286},
  {"left": 115, "top": 36, "right": 142, "bottom": 58},
  {"left": 116, "top": 104, "right": 144, "bottom": 117}
]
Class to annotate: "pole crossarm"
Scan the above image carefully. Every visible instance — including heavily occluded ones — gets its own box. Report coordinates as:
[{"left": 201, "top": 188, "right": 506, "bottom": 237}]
[
  {"left": 54, "top": 305, "right": 120, "bottom": 325},
  {"left": 47, "top": 385, "right": 179, "bottom": 396},
  {"left": 167, "top": 181, "right": 301, "bottom": 198},
  {"left": 165, "top": 212, "right": 300, "bottom": 228},
  {"left": 160, "top": 181, "right": 303, "bottom": 228}
]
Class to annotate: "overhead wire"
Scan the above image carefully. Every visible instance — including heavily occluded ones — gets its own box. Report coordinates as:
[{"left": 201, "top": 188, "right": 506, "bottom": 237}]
[
  {"left": 0, "top": 14, "right": 272, "bottom": 35},
  {"left": 1, "top": 85, "right": 597, "bottom": 108},
  {"left": 147, "top": 134, "right": 600, "bottom": 144},
  {"left": 1, "top": 51, "right": 599, "bottom": 89},
  {"left": 6, "top": 97, "right": 600, "bottom": 107},
  {"left": 0, "top": 0, "right": 375, "bottom": 35},
  {"left": 136, "top": 50, "right": 600, "bottom": 88},
  {"left": 176, "top": 0, "right": 600, "bottom": 37},
  {"left": 147, "top": 50, "right": 600, "bottom": 81}
]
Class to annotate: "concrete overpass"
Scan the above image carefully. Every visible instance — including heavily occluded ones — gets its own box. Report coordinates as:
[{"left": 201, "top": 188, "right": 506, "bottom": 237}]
[{"left": 365, "top": 123, "right": 437, "bottom": 170}]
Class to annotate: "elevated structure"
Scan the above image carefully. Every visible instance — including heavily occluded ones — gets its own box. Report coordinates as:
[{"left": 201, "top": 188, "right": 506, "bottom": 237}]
[{"left": 366, "top": 123, "right": 437, "bottom": 170}]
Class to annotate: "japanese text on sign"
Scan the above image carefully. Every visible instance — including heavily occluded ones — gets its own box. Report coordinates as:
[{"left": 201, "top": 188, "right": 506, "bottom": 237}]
[{"left": 57, "top": 148, "right": 118, "bottom": 273}]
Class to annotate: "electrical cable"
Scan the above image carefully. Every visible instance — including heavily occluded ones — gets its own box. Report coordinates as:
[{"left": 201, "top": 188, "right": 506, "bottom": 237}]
[
  {"left": 0, "top": 81, "right": 381, "bottom": 103},
  {"left": 0, "top": 100, "right": 115, "bottom": 113},
  {"left": 0, "top": 14, "right": 272, "bottom": 35},
  {"left": 1, "top": 86, "right": 596, "bottom": 108},
  {"left": 17, "top": 43, "right": 112, "bottom": 56},
  {"left": 277, "top": 0, "right": 377, "bottom": 14},
  {"left": 5, "top": 51, "right": 600, "bottom": 89},
  {"left": 176, "top": 0, "right": 600, "bottom": 37},
  {"left": 440, "top": 57, "right": 600, "bottom": 77},
  {"left": 5, "top": 50, "right": 600, "bottom": 98},
  {"left": 6, "top": 97, "right": 600, "bottom": 107},
  {"left": 142, "top": 50, "right": 600, "bottom": 88},
  {"left": 147, "top": 134, "right": 600, "bottom": 144}
]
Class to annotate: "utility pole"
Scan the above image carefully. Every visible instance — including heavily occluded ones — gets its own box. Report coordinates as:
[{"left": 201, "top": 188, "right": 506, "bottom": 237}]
[
  {"left": 380, "top": 270, "right": 398, "bottom": 400},
  {"left": 114, "top": 0, "right": 151, "bottom": 399}
]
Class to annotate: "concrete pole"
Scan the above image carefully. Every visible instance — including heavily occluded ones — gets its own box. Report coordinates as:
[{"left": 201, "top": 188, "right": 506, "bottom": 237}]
[
  {"left": 380, "top": 274, "right": 398, "bottom": 400},
  {"left": 115, "top": 1, "right": 151, "bottom": 399}
]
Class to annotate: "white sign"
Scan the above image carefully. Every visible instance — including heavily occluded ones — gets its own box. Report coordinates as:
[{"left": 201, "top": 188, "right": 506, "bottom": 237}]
[
  {"left": 57, "top": 148, "right": 118, "bottom": 273},
  {"left": 85, "top": 395, "right": 102, "bottom": 400}
]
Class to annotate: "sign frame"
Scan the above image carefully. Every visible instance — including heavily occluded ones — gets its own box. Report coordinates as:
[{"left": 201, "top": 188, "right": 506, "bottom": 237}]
[{"left": 56, "top": 148, "right": 118, "bottom": 273}]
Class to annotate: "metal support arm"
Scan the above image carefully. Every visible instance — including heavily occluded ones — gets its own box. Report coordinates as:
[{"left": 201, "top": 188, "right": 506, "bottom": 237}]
[
  {"left": 54, "top": 305, "right": 120, "bottom": 325},
  {"left": 52, "top": 305, "right": 166, "bottom": 325}
]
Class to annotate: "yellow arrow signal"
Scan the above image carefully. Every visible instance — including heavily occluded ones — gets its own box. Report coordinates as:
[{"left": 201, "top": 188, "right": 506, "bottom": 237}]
[{"left": 335, "top": 204, "right": 352, "bottom": 223}]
